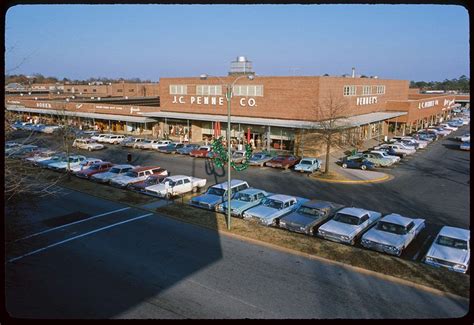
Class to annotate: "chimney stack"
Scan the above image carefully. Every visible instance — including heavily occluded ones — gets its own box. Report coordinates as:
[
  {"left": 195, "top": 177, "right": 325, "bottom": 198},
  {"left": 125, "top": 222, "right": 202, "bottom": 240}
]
[{"left": 352, "top": 67, "right": 355, "bottom": 78}]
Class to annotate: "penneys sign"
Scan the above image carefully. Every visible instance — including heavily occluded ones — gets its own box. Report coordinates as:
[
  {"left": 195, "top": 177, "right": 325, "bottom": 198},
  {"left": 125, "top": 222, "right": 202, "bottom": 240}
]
[
  {"left": 356, "top": 96, "right": 378, "bottom": 106},
  {"left": 171, "top": 95, "right": 257, "bottom": 107}
]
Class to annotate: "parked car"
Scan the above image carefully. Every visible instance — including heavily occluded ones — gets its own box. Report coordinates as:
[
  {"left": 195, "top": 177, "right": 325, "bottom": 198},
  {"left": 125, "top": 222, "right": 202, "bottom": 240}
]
[
  {"left": 340, "top": 157, "right": 375, "bottom": 170},
  {"left": 424, "top": 226, "right": 470, "bottom": 274},
  {"left": 24, "top": 149, "right": 57, "bottom": 164},
  {"left": 361, "top": 213, "right": 426, "bottom": 256},
  {"left": 294, "top": 158, "right": 321, "bottom": 173},
  {"left": 460, "top": 141, "right": 470, "bottom": 151},
  {"left": 37, "top": 154, "right": 67, "bottom": 168},
  {"left": 42, "top": 125, "right": 62, "bottom": 134},
  {"left": 189, "top": 145, "right": 214, "bottom": 158},
  {"left": 361, "top": 153, "right": 394, "bottom": 167},
  {"left": 91, "top": 133, "right": 113, "bottom": 142},
  {"left": 369, "top": 150, "right": 400, "bottom": 164},
  {"left": 6, "top": 145, "right": 39, "bottom": 158},
  {"left": 72, "top": 138, "right": 105, "bottom": 151},
  {"left": 144, "top": 175, "right": 207, "bottom": 199},
  {"left": 176, "top": 143, "right": 200, "bottom": 155},
  {"left": 427, "top": 127, "right": 451, "bottom": 137},
  {"left": 158, "top": 142, "right": 186, "bottom": 154},
  {"left": 391, "top": 136, "right": 428, "bottom": 149},
  {"left": 248, "top": 152, "right": 273, "bottom": 167},
  {"left": 416, "top": 130, "right": 439, "bottom": 141},
  {"left": 216, "top": 188, "right": 270, "bottom": 217},
  {"left": 128, "top": 173, "right": 168, "bottom": 192},
  {"left": 265, "top": 155, "right": 300, "bottom": 169},
  {"left": 90, "top": 164, "right": 135, "bottom": 183},
  {"left": 439, "top": 123, "right": 458, "bottom": 131},
  {"left": 102, "top": 134, "right": 126, "bottom": 144},
  {"left": 318, "top": 207, "right": 382, "bottom": 245},
  {"left": 411, "top": 133, "right": 435, "bottom": 142},
  {"left": 151, "top": 140, "right": 172, "bottom": 150},
  {"left": 189, "top": 180, "right": 250, "bottom": 211},
  {"left": 48, "top": 155, "right": 87, "bottom": 172},
  {"left": 242, "top": 194, "right": 308, "bottom": 226},
  {"left": 374, "top": 143, "right": 416, "bottom": 157},
  {"left": 121, "top": 137, "right": 145, "bottom": 148},
  {"left": 75, "top": 162, "right": 115, "bottom": 179},
  {"left": 279, "top": 200, "right": 345, "bottom": 235},
  {"left": 69, "top": 158, "right": 103, "bottom": 173},
  {"left": 110, "top": 166, "right": 168, "bottom": 188},
  {"left": 231, "top": 150, "right": 248, "bottom": 164},
  {"left": 135, "top": 139, "right": 161, "bottom": 150},
  {"left": 455, "top": 133, "right": 470, "bottom": 142}
]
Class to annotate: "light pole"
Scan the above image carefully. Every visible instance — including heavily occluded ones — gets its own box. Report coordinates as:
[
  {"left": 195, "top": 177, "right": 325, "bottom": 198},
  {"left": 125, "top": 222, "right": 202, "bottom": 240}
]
[{"left": 200, "top": 73, "right": 255, "bottom": 230}]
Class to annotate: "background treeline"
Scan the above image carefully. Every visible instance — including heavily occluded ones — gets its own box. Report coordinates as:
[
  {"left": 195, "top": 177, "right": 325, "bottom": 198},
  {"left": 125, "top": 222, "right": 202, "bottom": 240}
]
[{"left": 410, "top": 75, "right": 469, "bottom": 93}]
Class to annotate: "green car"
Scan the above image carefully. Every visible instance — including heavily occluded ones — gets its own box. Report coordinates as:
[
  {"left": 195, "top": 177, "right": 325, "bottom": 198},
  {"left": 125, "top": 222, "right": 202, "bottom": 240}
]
[{"left": 216, "top": 188, "right": 270, "bottom": 217}]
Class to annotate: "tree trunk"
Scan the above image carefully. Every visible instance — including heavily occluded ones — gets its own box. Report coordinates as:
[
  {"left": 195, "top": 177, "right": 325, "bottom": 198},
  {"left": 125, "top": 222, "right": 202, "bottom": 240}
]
[{"left": 324, "top": 133, "right": 331, "bottom": 174}]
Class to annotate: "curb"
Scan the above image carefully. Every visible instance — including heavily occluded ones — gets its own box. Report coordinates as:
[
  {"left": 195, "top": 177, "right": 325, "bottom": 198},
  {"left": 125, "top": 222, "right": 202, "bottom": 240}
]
[{"left": 310, "top": 173, "right": 393, "bottom": 184}]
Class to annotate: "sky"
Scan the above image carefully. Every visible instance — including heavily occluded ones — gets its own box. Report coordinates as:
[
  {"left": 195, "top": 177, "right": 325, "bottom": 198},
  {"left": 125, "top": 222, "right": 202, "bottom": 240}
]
[{"left": 5, "top": 4, "right": 470, "bottom": 82}]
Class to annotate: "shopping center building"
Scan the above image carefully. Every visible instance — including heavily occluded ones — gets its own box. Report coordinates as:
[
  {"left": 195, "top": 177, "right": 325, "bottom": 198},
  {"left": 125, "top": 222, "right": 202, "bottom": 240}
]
[{"left": 5, "top": 57, "right": 469, "bottom": 155}]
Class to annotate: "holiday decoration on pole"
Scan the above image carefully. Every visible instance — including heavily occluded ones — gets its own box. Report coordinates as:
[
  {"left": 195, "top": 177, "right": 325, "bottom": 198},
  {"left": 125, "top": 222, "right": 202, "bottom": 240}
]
[{"left": 211, "top": 137, "right": 252, "bottom": 171}]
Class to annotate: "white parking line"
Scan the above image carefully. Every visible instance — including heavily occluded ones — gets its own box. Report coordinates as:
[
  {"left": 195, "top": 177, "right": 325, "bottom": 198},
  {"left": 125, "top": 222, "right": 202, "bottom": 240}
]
[
  {"left": 413, "top": 235, "right": 433, "bottom": 261},
  {"left": 14, "top": 207, "right": 131, "bottom": 242},
  {"left": 8, "top": 212, "right": 153, "bottom": 263}
]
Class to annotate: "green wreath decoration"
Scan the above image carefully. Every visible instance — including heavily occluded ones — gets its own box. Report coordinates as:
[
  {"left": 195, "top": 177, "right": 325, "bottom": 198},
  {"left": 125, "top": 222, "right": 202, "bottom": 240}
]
[{"left": 211, "top": 137, "right": 252, "bottom": 171}]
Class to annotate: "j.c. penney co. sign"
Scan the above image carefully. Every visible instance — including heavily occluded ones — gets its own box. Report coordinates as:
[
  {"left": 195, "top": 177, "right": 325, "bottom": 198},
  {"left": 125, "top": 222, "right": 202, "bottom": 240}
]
[{"left": 171, "top": 95, "right": 257, "bottom": 107}]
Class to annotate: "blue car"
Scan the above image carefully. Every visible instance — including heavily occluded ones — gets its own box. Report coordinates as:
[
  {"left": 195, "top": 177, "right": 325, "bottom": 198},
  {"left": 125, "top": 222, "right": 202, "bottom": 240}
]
[
  {"left": 340, "top": 157, "right": 375, "bottom": 170},
  {"left": 176, "top": 143, "right": 200, "bottom": 155}
]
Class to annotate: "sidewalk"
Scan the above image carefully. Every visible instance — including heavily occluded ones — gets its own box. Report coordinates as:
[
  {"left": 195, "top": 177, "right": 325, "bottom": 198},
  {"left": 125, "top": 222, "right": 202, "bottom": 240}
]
[{"left": 310, "top": 139, "right": 392, "bottom": 184}]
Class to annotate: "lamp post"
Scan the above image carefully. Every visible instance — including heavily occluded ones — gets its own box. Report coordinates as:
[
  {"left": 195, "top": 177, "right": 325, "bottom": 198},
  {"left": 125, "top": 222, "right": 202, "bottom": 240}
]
[{"left": 200, "top": 73, "right": 255, "bottom": 230}]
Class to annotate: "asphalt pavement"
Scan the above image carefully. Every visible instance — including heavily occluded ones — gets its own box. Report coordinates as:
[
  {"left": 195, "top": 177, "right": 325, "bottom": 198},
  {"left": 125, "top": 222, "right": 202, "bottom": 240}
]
[{"left": 4, "top": 188, "right": 469, "bottom": 319}]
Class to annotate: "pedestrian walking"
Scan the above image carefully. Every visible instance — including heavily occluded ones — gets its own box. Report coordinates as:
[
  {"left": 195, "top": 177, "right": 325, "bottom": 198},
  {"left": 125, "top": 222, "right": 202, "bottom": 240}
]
[{"left": 127, "top": 152, "right": 132, "bottom": 163}]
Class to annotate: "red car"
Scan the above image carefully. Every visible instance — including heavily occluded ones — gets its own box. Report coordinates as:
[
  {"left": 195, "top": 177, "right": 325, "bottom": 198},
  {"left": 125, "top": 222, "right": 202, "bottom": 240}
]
[
  {"left": 128, "top": 173, "right": 168, "bottom": 192},
  {"left": 75, "top": 162, "right": 114, "bottom": 179},
  {"left": 189, "top": 145, "right": 214, "bottom": 158},
  {"left": 265, "top": 155, "right": 300, "bottom": 169}
]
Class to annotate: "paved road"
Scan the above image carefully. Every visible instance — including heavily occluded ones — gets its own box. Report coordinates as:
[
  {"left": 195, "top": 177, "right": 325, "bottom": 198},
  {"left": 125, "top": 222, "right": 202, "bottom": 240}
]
[{"left": 5, "top": 189, "right": 469, "bottom": 319}]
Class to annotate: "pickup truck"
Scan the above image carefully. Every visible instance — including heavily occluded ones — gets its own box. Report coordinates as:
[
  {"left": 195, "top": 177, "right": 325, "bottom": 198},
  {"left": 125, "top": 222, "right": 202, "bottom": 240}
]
[{"left": 144, "top": 175, "right": 207, "bottom": 199}]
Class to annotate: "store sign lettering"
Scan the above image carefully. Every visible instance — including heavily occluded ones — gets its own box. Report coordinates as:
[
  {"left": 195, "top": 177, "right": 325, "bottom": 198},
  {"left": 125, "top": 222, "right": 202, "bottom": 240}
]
[
  {"left": 172, "top": 95, "right": 256, "bottom": 107},
  {"left": 418, "top": 100, "right": 439, "bottom": 109},
  {"left": 36, "top": 102, "right": 52, "bottom": 108},
  {"left": 130, "top": 107, "right": 140, "bottom": 114},
  {"left": 444, "top": 99, "right": 454, "bottom": 107},
  {"left": 356, "top": 96, "right": 378, "bottom": 106},
  {"left": 96, "top": 105, "right": 123, "bottom": 110}
]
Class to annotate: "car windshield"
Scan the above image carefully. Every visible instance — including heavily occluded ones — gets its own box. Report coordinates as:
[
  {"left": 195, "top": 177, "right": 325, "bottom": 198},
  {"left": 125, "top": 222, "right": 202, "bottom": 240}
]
[
  {"left": 273, "top": 156, "right": 285, "bottom": 161},
  {"left": 89, "top": 165, "right": 100, "bottom": 170},
  {"left": 109, "top": 168, "right": 121, "bottom": 174},
  {"left": 234, "top": 192, "right": 253, "bottom": 202},
  {"left": 297, "top": 206, "right": 324, "bottom": 218},
  {"left": 251, "top": 154, "right": 264, "bottom": 160},
  {"left": 376, "top": 221, "right": 407, "bottom": 235},
  {"left": 263, "top": 199, "right": 283, "bottom": 209},
  {"left": 333, "top": 213, "right": 360, "bottom": 225},
  {"left": 436, "top": 235, "right": 468, "bottom": 250},
  {"left": 145, "top": 177, "right": 160, "bottom": 185},
  {"left": 300, "top": 160, "right": 313, "bottom": 165},
  {"left": 207, "top": 187, "right": 226, "bottom": 196},
  {"left": 163, "top": 179, "right": 175, "bottom": 187},
  {"left": 143, "top": 140, "right": 152, "bottom": 144},
  {"left": 126, "top": 171, "right": 138, "bottom": 177}
]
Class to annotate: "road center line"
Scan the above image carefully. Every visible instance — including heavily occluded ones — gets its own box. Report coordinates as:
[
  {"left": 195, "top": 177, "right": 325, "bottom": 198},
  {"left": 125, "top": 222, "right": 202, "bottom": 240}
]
[
  {"left": 8, "top": 212, "right": 153, "bottom": 263},
  {"left": 14, "top": 207, "right": 131, "bottom": 242}
]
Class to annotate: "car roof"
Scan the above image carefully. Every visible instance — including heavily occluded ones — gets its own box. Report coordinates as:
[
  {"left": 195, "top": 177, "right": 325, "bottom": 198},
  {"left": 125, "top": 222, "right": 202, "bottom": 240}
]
[
  {"left": 380, "top": 213, "right": 413, "bottom": 226},
  {"left": 337, "top": 207, "right": 370, "bottom": 217},
  {"left": 132, "top": 166, "right": 162, "bottom": 172},
  {"left": 300, "top": 157, "right": 317, "bottom": 161},
  {"left": 111, "top": 164, "right": 134, "bottom": 169},
  {"left": 238, "top": 188, "right": 265, "bottom": 195},
  {"left": 85, "top": 158, "right": 101, "bottom": 162},
  {"left": 268, "top": 194, "right": 296, "bottom": 202},
  {"left": 165, "top": 175, "right": 189, "bottom": 181},
  {"left": 95, "top": 161, "right": 113, "bottom": 165},
  {"left": 439, "top": 226, "right": 470, "bottom": 240},
  {"left": 211, "top": 179, "right": 247, "bottom": 189},
  {"left": 302, "top": 199, "right": 343, "bottom": 209},
  {"left": 198, "top": 145, "right": 211, "bottom": 149}
]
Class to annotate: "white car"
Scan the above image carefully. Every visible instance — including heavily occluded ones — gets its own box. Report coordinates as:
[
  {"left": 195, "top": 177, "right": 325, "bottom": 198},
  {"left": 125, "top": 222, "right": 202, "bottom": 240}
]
[
  {"left": 72, "top": 138, "right": 105, "bottom": 151},
  {"left": 91, "top": 133, "right": 113, "bottom": 142},
  {"left": 439, "top": 123, "right": 458, "bottom": 131},
  {"left": 455, "top": 133, "right": 470, "bottom": 142},
  {"left": 47, "top": 155, "right": 87, "bottom": 171},
  {"left": 102, "top": 134, "right": 126, "bottom": 144},
  {"left": 137, "top": 139, "right": 161, "bottom": 150},
  {"left": 361, "top": 213, "right": 425, "bottom": 256},
  {"left": 144, "top": 175, "right": 207, "bottom": 198},
  {"left": 318, "top": 207, "right": 382, "bottom": 245},
  {"left": 428, "top": 127, "right": 451, "bottom": 136},
  {"left": 374, "top": 143, "right": 416, "bottom": 157},
  {"left": 294, "top": 158, "right": 321, "bottom": 173},
  {"left": 424, "top": 226, "right": 470, "bottom": 274},
  {"left": 109, "top": 166, "right": 168, "bottom": 188},
  {"left": 370, "top": 150, "right": 400, "bottom": 164},
  {"left": 24, "top": 150, "right": 57, "bottom": 164},
  {"left": 90, "top": 164, "right": 135, "bottom": 183},
  {"left": 151, "top": 140, "right": 172, "bottom": 150},
  {"left": 69, "top": 158, "right": 103, "bottom": 173},
  {"left": 242, "top": 194, "right": 308, "bottom": 226},
  {"left": 460, "top": 141, "right": 470, "bottom": 151}
]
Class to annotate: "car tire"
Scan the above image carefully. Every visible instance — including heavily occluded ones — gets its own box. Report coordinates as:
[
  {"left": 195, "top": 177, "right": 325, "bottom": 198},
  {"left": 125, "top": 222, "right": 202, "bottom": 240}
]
[
  {"left": 361, "top": 165, "right": 367, "bottom": 170},
  {"left": 342, "top": 163, "right": 348, "bottom": 168}
]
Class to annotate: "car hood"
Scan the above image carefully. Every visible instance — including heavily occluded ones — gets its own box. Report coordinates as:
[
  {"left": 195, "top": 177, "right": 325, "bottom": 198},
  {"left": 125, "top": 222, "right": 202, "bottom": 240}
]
[
  {"left": 295, "top": 164, "right": 314, "bottom": 170},
  {"left": 93, "top": 172, "right": 117, "bottom": 179},
  {"left": 111, "top": 175, "right": 136, "bottom": 184},
  {"left": 49, "top": 162, "right": 71, "bottom": 168},
  {"left": 220, "top": 200, "right": 251, "bottom": 211},
  {"left": 319, "top": 220, "right": 359, "bottom": 237},
  {"left": 192, "top": 194, "right": 223, "bottom": 206},
  {"left": 245, "top": 206, "right": 278, "bottom": 220},
  {"left": 427, "top": 243, "right": 470, "bottom": 265},
  {"left": 362, "top": 229, "right": 406, "bottom": 248},
  {"left": 281, "top": 212, "right": 320, "bottom": 227}
]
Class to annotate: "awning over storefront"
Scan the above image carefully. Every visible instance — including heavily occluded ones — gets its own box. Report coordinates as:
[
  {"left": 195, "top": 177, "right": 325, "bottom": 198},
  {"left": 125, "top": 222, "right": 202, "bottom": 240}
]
[
  {"left": 140, "top": 110, "right": 407, "bottom": 129},
  {"left": 6, "top": 105, "right": 156, "bottom": 123}
]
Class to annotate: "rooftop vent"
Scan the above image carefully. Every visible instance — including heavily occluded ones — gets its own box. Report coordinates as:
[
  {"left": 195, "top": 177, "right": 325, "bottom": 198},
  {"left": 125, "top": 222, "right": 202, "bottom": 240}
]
[{"left": 228, "top": 56, "right": 255, "bottom": 76}]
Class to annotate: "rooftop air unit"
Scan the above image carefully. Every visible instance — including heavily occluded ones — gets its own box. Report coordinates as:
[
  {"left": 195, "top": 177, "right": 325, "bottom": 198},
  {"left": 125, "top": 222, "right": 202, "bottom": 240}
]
[{"left": 228, "top": 56, "right": 255, "bottom": 76}]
